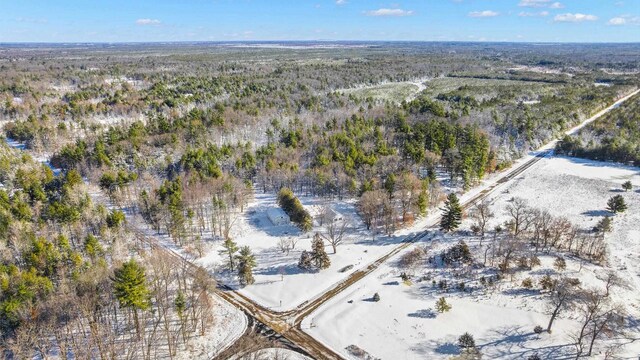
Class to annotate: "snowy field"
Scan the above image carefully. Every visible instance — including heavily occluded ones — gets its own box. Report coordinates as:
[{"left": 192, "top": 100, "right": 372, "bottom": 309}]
[
  {"left": 337, "top": 78, "right": 428, "bottom": 103},
  {"left": 192, "top": 142, "right": 567, "bottom": 311},
  {"left": 303, "top": 156, "right": 640, "bottom": 359},
  {"left": 198, "top": 193, "right": 411, "bottom": 309},
  {"left": 194, "top": 149, "right": 565, "bottom": 310}
]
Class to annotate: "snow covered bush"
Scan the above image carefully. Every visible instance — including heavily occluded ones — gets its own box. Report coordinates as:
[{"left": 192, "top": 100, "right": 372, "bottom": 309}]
[{"left": 533, "top": 325, "right": 544, "bottom": 334}]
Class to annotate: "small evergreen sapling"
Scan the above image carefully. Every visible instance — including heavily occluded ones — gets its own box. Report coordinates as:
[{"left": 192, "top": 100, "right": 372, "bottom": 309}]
[
  {"left": 594, "top": 216, "right": 612, "bottom": 233},
  {"left": 435, "top": 297, "right": 452, "bottom": 313},
  {"left": 458, "top": 332, "right": 476, "bottom": 349},
  {"left": 298, "top": 250, "right": 314, "bottom": 270}
]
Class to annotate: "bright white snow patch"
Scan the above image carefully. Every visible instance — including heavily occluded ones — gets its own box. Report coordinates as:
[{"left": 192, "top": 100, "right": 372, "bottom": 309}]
[{"left": 304, "top": 156, "right": 640, "bottom": 359}]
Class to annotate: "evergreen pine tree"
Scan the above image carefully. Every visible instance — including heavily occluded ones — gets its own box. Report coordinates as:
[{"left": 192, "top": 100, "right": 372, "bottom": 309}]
[
  {"left": 595, "top": 216, "right": 612, "bottom": 233},
  {"left": 312, "top": 233, "right": 331, "bottom": 270},
  {"left": 606, "top": 195, "right": 627, "bottom": 214},
  {"left": 458, "top": 332, "right": 476, "bottom": 349},
  {"left": 298, "top": 250, "right": 314, "bottom": 270},
  {"left": 174, "top": 290, "right": 187, "bottom": 343},
  {"left": 236, "top": 246, "right": 256, "bottom": 286},
  {"left": 440, "top": 193, "right": 462, "bottom": 232},
  {"left": 112, "top": 259, "right": 151, "bottom": 337},
  {"left": 622, "top": 181, "right": 632, "bottom": 192},
  {"left": 219, "top": 237, "right": 239, "bottom": 271},
  {"left": 238, "top": 264, "right": 255, "bottom": 286},
  {"left": 417, "top": 190, "right": 428, "bottom": 216}
]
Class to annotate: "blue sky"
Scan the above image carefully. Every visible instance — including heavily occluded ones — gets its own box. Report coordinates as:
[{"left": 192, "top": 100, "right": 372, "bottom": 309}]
[{"left": 0, "top": 0, "right": 638, "bottom": 43}]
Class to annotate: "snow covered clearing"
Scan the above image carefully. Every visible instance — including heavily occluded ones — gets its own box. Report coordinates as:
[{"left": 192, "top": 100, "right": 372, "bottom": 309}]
[
  {"left": 189, "top": 148, "right": 546, "bottom": 311},
  {"left": 198, "top": 193, "right": 407, "bottom": 310},
  {"left": 337, "top": 78, "right": 430, "bottom": 103},
  {"left": 303, "top": 156, "right": 640, "bottom": 359}
]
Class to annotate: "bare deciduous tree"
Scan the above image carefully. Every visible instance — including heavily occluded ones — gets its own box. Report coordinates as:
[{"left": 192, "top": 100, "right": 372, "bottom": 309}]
[
  {"left": 395, "top": 172, "right": 421, "bottom": 223},
  {"left": 278, "top": 237, "right": 293, "bottom": 255},
  {"left": 505, "top": 197, "right": 534, "bottom": 238},
  {"left": 546, "top": 277, "right": 580, "bottom": 333},
  {"left": 359, "top": 189, "right": 387, "bottom": 231},
  {"left": 573, "top": 289, "right": 625, "bottom": 358},
  {"left": 469, "top": 199, "right": 494, "bottom": 242},
  {"left": 324, "top": 217, "right": 350, "bottom": 254}
]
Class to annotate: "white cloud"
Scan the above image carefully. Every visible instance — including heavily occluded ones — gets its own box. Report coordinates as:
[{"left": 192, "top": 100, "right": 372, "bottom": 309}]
[
  {"left": 519, "top": 0, "right": 563, "bottom": 8},
  {"left": 135, "top": 18, "right": 161, "bottom": 25},
  {"left": 364, "top": 8, "right": 414, "bottom": 17},
  {"left": 607, "top": 15, "right": 640, "bottom": 25},
  {"left": 608, "top": 17, "right": 627, "bottom": 25},
  {"left": 519, "top": 0, "right": 550, "bottom": 7},
  {"left": 335, "top": 0, "right": 346, "bottom": 5},
  {"left": 519, "top": 11, "right": 549, "bottom": 17},
  {"left": 469, "top": 10, "right": 499, "bottom": 18},
  {"left": 554, "top": 13, "right": 598, "bottom": 22}
]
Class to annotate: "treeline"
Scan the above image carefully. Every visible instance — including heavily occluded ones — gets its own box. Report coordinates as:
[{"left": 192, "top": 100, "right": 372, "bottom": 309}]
[
  {"left": 557, "top": 93, "right": 640, "bottom": 166},
  {"left": 48, "top": 102, "right": 492, "bottom": 196},
  {"left": 471, "top": 197, "right": 610, "bottom": 273},
  {"left": 277, "top": 187, "right": 312, "bottom": 231}
]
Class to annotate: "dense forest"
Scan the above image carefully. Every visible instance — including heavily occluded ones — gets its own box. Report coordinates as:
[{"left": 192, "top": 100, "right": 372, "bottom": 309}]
[
  {"left": 0, "top": 143, "right": 227, "bottom": 358},
  {"left": 557, "top": 93, "right": 640, "bottom": 166}
]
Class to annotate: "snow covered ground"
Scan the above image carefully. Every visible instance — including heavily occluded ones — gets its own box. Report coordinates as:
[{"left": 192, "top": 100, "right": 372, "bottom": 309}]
[
  {"left": 178, "top": 295, "right": 247, "bottom": 359},
  {"left": 198, "top": 193, "right": 409, "bottom": 310},
  {"left": 194, "top": 147, "right": 562, "bottom": 311},
  {"left": 303, "top": 156, "right": 640, "bottom": 359}
]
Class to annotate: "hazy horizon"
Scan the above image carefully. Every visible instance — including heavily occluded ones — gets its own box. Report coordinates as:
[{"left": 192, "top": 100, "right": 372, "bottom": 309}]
[{"left": 1, "top": 0, "right": 637, "bottom": 43}]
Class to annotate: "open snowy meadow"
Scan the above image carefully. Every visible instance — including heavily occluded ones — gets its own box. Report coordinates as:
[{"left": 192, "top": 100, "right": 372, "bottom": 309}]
[{"left": 302, "top": 156, "right": 640, "bottom": 359}]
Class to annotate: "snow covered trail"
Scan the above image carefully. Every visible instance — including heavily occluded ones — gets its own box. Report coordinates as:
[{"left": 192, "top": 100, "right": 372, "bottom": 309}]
[{"left": 405, "top": 77, "right": 429, "bottom": 101}]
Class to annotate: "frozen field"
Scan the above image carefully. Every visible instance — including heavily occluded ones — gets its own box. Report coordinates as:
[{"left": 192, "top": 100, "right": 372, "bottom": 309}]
[
  {"left": 198, "top": 193, "right": 407, "bottom": 309},
  {"left": 193, "top": 150, "right": 570, "bottom": 311},
  {"left": 338, "top": 79, "right": 427, "bottom": 103},
  {"left": 303, "top": 156, "right": 640, "bottom": 359},
  {"left": 197, "top": 150, "right": 549, "bottom": 310}
]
